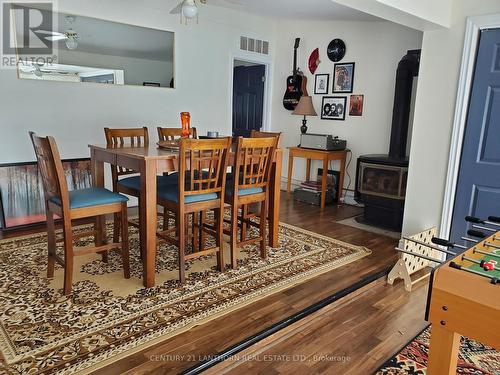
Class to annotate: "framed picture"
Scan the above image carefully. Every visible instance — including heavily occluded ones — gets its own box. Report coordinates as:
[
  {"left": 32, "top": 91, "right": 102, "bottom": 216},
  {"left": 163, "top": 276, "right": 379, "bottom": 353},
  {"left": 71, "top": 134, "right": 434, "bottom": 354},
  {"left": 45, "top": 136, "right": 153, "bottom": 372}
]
[
  {"left": 333, "top": 62, "right": 355, "bottom": 93},
  {"left": 321, "top": 96, "right": 347, "bottom": 120},
  {"left": 143, "top": 82, "right": 161, "bottom": 87},
  {"left": 314, "top": 74, "right": 329, "bottom": 95},
  {"left": 0, "top": 159, "right": 92, "bottom": 230},
  {"left": 349, "top": 94, "right": 364, "bottom": 116}
]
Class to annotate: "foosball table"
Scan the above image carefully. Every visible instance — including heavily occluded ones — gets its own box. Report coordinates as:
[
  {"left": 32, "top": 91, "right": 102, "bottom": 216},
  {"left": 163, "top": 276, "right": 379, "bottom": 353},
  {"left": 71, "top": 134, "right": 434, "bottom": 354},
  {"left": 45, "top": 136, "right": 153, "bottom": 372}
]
[{"left": 425, "top": 216, "right": 500, "bottom": 374}]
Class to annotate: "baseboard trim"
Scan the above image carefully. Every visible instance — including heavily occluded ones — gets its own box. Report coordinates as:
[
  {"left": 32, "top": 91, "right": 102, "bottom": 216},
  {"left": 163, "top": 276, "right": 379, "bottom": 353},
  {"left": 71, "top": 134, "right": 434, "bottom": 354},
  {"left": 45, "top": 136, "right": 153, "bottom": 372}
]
[{"left": 181, "top": 266, "right": 392, "bottom": 375}]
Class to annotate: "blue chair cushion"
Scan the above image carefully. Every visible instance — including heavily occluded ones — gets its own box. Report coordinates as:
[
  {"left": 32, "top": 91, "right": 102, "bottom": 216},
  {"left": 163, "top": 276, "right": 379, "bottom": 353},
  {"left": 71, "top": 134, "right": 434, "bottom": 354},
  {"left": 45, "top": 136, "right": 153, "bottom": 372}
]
[
  {"left": 117, "top": 175, "right": 173, "bottom": 191},
  {"left": 225, "top": 172, "right": 263, "bottom": 196},
  {"left": 226, "top": 185, "right": 263, "bottom": 197},
  {"left": 50, "top": 187, "right": 128, "bottom": 209},
  {"left": 157, "top": 184, "right": 218, "bottom": 204}
]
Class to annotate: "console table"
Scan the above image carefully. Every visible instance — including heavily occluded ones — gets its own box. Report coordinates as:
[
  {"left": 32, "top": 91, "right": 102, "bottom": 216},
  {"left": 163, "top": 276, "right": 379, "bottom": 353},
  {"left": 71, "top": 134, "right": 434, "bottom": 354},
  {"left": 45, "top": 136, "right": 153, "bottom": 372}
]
[{"left": 286, "top": 147, "right": 348, "bottom": 209}]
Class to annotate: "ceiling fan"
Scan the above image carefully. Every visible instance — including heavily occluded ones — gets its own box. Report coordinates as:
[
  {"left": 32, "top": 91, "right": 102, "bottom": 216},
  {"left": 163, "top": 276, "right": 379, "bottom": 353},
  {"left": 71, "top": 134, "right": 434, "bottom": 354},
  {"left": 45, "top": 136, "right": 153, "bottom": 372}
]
[
  {"left": 35, "top": 15, "right": 79, "bottom": 50},
  {"left": 170, "top": 0, "right": 207, "bottom": 24}
]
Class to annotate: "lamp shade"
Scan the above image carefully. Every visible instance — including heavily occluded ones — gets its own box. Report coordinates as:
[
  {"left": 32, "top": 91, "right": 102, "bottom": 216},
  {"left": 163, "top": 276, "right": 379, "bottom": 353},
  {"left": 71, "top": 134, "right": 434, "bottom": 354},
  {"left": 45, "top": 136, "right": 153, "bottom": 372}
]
[{"left": 292, "top": 96, "right": 317, "bottom": 116}]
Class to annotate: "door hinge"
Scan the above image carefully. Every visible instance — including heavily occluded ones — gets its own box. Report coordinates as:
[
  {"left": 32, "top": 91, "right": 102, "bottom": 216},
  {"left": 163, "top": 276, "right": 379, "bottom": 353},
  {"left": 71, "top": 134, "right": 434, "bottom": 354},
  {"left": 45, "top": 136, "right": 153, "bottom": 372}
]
[{"left": 262, "top": 76, "right": 266, "bottom": 83}]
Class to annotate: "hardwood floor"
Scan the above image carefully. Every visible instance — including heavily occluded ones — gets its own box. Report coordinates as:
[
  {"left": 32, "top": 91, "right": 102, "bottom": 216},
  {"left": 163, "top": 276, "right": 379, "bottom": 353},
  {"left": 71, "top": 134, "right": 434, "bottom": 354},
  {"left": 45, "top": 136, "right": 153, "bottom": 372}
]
[
  {"left": 90, "top": 194, "right": 403, "bottom": 375},
  {"left": 0, "top": 193, "right": 419, "bottom": 375},
  {"left": 206, "top": 276, "right": 429, "bottom": 375}
]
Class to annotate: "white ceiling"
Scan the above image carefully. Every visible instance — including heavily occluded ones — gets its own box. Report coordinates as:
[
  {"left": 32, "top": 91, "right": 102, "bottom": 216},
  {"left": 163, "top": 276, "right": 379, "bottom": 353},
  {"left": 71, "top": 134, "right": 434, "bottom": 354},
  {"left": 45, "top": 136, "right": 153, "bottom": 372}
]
[{"left": 207, "top": 0, "right": 380, "bottom": 21}]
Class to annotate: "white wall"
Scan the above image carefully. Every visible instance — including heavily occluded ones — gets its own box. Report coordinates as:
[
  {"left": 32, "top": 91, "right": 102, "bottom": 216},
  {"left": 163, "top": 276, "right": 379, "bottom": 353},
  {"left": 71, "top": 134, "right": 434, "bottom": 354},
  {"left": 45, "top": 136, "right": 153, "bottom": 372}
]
[
  {"left": 0, "top": 0, "right": 276, "bottom": 164},
  {"left": 402, "top": 0, "right": 500, "bottom": 235},
  {"left": 270, "top": 19, "right": 422, "bottom": 192}
]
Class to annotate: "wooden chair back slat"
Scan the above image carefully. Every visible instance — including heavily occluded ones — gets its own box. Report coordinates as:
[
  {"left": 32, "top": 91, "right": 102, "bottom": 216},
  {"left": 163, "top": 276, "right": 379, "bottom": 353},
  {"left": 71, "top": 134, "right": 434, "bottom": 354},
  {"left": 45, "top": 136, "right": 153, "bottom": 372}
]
[
  {"left": 29, "top": 132, "right": 70, "bottom": 209},
  {"left": 157, "top": 127, "right": 197, "bottom": 141},
  {"left": 104, "top": 127, "right": 149, "bottom": 178},
  {"left": 233, "top": 137, "right": 277, "bottom": 193},
  {"left": 250, "top": 130, "right": 282, "bottom": 147},
  {"left": 178, "top": 138, "right": 231, "bottom": 200}
]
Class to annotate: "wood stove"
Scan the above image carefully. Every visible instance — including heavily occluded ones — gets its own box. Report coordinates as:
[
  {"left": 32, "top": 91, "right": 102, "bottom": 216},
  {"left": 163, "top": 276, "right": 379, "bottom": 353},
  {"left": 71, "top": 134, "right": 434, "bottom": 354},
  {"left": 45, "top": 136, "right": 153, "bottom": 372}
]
[{"left": 355, "top": 49, "right": 420, "bottom": 231}]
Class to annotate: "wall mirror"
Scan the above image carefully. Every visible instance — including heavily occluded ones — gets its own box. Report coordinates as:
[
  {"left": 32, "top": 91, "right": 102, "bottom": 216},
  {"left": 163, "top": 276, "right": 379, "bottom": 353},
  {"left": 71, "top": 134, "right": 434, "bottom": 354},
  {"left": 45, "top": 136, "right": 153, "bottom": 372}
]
[{"left": 14, "top": 5, "right": 174, "bottom": 88}]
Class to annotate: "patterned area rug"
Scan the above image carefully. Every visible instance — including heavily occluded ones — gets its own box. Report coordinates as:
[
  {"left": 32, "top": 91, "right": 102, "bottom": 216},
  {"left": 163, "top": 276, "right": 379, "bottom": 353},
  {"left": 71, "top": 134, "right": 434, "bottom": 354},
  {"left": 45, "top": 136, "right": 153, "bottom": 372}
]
[
  {"left": 0, "top": 220, "right": 371, "bottom": 374},
  {"left": 375, "top": 326, "right": 500, "bottom": 374}
]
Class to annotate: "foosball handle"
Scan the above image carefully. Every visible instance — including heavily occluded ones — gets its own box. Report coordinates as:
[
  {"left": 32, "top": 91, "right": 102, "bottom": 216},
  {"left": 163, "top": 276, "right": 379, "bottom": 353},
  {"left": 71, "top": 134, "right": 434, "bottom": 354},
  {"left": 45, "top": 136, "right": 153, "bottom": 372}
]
[
  {"left": 465, "top": 216, "right": 484, "bottom": 224},
  {"left": 467, "top": 229, "right": 486, "bottom": 238},
  {"left": 488, "top": 216, "right": 500, "bottom": 223},
  {"left": 431, "top": 237, "right": 454, "bottom": 247},
  {"left": 449, "top": 261, "right": 461, "bottom": 270}
]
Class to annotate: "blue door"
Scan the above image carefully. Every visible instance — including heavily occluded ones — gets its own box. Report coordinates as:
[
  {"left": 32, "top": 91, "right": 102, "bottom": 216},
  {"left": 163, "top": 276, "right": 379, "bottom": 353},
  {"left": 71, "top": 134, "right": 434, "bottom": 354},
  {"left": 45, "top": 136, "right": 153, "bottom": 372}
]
[
  {"left": 232, "top": 65, "right": 265, "bottom": 137},
  {"left": 450, "top": 29, "right": 500, "bottom": 246}
]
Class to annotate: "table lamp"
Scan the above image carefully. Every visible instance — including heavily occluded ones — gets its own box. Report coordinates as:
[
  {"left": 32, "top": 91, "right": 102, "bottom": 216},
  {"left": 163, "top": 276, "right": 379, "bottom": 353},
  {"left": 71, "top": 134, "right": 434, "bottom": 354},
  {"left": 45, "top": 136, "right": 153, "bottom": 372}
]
[{"left": 292, "top": 96, "right": 317, "bottom": 134}]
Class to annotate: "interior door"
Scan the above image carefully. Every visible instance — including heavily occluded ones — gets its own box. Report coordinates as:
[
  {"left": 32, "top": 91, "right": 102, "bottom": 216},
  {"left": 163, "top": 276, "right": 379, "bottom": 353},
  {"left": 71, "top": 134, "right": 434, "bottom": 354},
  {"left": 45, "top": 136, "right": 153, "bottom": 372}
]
[
  {"left": 449, "top": 28, "right": 500, "bottom": 246},
  {"left": 232, "top": 65, "right": 265, "bottom": 137}
]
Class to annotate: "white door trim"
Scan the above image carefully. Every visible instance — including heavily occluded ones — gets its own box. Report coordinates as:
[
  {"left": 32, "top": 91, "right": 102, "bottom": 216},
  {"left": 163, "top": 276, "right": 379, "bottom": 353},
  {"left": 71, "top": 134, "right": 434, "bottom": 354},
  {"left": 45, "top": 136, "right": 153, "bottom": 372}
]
[
  {"left": 440, "top": 14, "right": 500, "bottom": 239},
  {"left": 229, "top": 53, "right": 273, "bottom": 135}
]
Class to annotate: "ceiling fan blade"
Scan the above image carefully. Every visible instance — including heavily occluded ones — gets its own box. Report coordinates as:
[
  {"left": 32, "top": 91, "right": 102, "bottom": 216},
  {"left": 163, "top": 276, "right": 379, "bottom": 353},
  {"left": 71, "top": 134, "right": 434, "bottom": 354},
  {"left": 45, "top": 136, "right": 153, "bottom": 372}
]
[
  {"left": 35, "top": 30, "right": 64, "bottom": 36},
  {"left": 169, "top": 1, "right": 183, "bottom": 14},
  {"left": 46, "top": 35, "right": 68, "bottom": 41}
]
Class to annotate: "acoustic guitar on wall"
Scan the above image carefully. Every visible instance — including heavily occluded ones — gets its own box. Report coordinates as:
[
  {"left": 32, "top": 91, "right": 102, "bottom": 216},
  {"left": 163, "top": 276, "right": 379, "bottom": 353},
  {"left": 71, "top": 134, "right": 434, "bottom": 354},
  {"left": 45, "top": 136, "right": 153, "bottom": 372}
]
[{"left": 283, "top": 38, "right": 308, "bottom": 110}]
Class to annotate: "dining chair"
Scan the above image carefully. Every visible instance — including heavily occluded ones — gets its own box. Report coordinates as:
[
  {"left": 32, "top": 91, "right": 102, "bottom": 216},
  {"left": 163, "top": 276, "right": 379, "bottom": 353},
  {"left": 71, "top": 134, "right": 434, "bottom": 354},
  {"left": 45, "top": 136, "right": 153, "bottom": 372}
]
[
  {"left": 250, "top": 130, "right": 282, "bottom": 147},
  {"left": 226, "top": 136, "right": 278, "bottom": 269},
  {"left": 156, "top": 137, "right": 231, "bottom": 283},
  {"left": 29, "top": 132, "right": 130, "bottom": 295},
  {"left": 240, "top": 131, "right": 282, "bottom": 241},
  {"left": 104, "top": 127, "right": 170, "bottom": 243},
  {"left": 156, "top": 126, "right": 198, "bottom": 232}
]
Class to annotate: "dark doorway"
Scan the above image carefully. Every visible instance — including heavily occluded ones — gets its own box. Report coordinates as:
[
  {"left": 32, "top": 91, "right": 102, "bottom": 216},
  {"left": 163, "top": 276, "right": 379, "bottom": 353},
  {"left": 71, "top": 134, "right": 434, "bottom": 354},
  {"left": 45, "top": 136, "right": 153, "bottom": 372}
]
[
  {"left": 232, "top": 61, "right": 266, "bottom": 137},
  {"left": 449, "top": 28, "right": 500, "bottom": 246}
]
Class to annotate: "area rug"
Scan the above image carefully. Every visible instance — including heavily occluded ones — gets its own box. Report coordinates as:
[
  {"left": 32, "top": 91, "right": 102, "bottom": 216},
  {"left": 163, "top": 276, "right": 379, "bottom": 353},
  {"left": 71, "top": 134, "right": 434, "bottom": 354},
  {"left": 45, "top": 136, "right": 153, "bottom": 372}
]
[
  {"left": 0, "top": 220, "right": 371, "bottom": 374},
  {"left": 374, "top": 326, "right": 500, "bottom": 374}
]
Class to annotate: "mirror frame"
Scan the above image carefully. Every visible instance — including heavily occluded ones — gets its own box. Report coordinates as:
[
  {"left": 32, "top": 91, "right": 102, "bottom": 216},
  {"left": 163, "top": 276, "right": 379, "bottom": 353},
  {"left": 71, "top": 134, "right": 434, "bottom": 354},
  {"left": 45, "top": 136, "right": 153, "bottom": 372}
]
[{"left": 14, "top": 7, "right": 176, "bottom": 90}]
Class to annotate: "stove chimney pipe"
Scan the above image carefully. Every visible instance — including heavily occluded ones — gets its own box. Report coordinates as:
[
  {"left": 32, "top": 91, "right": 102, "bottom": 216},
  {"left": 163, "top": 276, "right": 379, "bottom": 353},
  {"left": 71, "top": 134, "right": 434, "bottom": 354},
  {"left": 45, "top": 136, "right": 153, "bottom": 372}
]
[{"left": 388, "top": 49, "right": 420, "bottom": 160}]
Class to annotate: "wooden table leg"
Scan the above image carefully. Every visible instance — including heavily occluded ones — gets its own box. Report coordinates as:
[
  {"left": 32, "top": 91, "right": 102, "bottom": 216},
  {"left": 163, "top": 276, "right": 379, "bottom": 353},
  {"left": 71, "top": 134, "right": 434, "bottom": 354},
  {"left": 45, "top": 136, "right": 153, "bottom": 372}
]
[
  {"left": 337, "top": 153, "right": 346, "bottom": 203},
  {"left": 305, "top": 158, "right": 311, "bottom": 182},
  {"left": 286, "top": 153, "right": 293, "bottom": 193},
  {"left": 269, "top": 151, "right": 282, "bottom": 248},
  {"left": 427, "top": 325, "right": 460, "bottom": 375},
  {"left": 320, "top": 157, "right": 328, "bottom": 209},
  {"left": 91, "top": 149, "right": 106, "bottom": 251},
  {"left": 140, "top": 159, "right": 157, "bottom": 288}
]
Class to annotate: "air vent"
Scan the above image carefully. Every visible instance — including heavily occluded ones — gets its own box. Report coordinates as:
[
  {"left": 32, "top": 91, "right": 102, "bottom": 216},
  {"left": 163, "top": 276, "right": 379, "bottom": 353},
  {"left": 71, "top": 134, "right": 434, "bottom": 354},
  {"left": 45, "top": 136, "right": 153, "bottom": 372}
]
[{"left": 240, "top": 36, "right": 269, "bottom": 55}]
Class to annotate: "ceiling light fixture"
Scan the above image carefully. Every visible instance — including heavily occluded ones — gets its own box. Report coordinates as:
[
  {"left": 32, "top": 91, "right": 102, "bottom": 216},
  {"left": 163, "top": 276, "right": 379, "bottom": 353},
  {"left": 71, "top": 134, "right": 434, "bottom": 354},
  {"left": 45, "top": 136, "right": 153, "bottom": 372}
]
[
  {"left": 65, "top": 35, "right": 78, "bottom": 50},
  {"left": 182, "top": 0, "right": 198, "bottom": 19}
]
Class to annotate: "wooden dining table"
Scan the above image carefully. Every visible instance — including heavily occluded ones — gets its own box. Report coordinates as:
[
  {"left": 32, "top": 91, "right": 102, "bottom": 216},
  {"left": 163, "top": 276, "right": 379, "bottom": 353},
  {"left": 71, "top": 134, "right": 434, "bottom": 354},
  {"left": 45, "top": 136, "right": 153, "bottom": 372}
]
[{"left": 89, "top": 144, "right": 283, "bottom": 288}]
